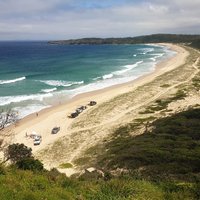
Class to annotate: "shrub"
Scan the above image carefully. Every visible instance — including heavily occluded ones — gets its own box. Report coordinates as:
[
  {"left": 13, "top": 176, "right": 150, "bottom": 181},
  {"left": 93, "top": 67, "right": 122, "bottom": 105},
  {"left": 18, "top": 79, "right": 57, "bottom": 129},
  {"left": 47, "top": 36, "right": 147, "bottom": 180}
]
[
  {"left": 47, "top": 168, "right": 65, "bottom": 182},
  {"left": 97, "top": 108, "right": 200, "bottom": 182},
  {"left": 16, "top": 158, "right": 43, "bottom": 171},
  {"left": 59, "top": 163, "right": 73, "bottom": 169}
]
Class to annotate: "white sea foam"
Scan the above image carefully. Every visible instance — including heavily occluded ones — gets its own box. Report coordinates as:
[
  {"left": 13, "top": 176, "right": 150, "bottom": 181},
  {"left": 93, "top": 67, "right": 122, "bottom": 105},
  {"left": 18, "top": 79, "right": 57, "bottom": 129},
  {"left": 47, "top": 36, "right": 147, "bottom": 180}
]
[
  {"left": 41, "top": 88, "right": 57, "bottom": 93},
  {"left": 93, "top": 61, "right": 144, "bottom": 81},
  {"left": 151, "top": 53, "right": 164, "bottom": 57},
  {"left": 114, "top": 61, "right": 143, "bottom": 75},
  {"left": 40, "top": 80, "right": 84, "bottom": 87},
  {"left": 102, "top": 74, "right": 114, "bottom": 80},
  {"left": 150, "top": 57, "right": 156, "bottom": 61},
  {"left": 92, "top": 76, "right": 101, "bottom": 81},
  {"left": 0, "top": 93, "right": 53, "bottom": 106},
  {"left": 65, "top": 76, "right": 137, "bottom": 99},
  {"left": 149, "top": 53, "right": 164, "bottom": 61},
  {"left": 133, "top": 54, "right": 137, "bottom": 57},
  {"left": 14, "top": 104, "right": 50, "bottom": 119},
  {"left": 139, "top": 48, "right": 155, "bottom": 55},
  {"left": 0, "top": 76, "right": 26, "bottom": 85}
]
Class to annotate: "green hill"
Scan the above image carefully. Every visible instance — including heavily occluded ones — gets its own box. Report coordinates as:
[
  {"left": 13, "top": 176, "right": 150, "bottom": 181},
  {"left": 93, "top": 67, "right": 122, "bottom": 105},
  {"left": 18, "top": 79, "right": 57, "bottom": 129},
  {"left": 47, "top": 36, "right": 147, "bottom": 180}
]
[
  {"left": 49, "top": 34, "right": 200, "bottom": 49},
  {"left": 1, "top": 107, "right": 200, "bottom": 199}
]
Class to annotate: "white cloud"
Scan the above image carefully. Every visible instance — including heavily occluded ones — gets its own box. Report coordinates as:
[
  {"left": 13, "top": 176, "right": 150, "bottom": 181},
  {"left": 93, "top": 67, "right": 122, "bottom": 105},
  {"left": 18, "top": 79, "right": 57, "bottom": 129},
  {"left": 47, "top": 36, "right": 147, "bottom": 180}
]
[
  {"left": 0, "top": 0, "right": 199, "bottom": 40},
  {"left": 0, "top": 0, "right": 70, "bottom": 15}
]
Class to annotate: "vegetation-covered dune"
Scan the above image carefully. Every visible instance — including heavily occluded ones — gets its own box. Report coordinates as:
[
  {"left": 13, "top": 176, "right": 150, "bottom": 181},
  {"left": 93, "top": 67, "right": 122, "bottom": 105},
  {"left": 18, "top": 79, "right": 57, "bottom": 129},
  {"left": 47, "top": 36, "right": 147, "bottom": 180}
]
[{"left": 0, "top": 107, "right": 200, "bottom": 199}]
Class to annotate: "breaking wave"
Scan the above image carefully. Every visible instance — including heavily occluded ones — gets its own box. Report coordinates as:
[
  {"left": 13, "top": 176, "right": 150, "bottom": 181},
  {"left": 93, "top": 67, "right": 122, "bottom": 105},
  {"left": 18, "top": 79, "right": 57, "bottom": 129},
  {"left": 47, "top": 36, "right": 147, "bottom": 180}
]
[
  {"left": 102, "top": 74, "right": 114, "bottom": 80},
  {"left": 0, "top": 93, "right": 53, "bottom": 106},
  {"left": 39, "top": 80, "right": 84, "bottom": 87},
  {"left": 114, "top": 61, "right": 143, "bottom": 75},
  {"left": 149, "top": 53, "right": 164, "bottom": 61},
  {"left": 0, "top": 76, "right": 26, "bottom": 85},
  {"left": 139, "top": 48, "right": 155, "bottom": 55},
  {"left": 41, "top": 88, "right": 57, "bottom": 93},
  {"left": 92, "top": 77, "right": 101, "bottom": 81}
]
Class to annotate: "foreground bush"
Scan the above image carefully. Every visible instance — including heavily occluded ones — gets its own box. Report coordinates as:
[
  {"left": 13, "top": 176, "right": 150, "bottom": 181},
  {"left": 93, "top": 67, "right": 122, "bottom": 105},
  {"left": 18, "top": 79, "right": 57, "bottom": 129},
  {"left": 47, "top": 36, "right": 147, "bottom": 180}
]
[
  {"left": 0, "top": 167, "right": 199, "bottom": 200},
  {"left": 16, "top": 158, "right": 44, "bottom": 171}
]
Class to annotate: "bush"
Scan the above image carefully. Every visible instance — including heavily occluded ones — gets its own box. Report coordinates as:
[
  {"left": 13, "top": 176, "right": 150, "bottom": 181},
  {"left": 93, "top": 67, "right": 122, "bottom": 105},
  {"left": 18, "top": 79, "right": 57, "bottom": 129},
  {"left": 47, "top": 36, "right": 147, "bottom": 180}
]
[
  {"left": 16, "top": 158, "right": 43, "bottom": 171},
  {"left": 47, "top": 168, "right": 65, "bottom": 182},
  {"left": 59, "top": 163, "right": 73, "bottom": 169},
  {"left": 5, "top": 143, "right": 32, "bottom": 164},
  {"left": 97, "top": 108, "right": 200, "bottom": 182}
]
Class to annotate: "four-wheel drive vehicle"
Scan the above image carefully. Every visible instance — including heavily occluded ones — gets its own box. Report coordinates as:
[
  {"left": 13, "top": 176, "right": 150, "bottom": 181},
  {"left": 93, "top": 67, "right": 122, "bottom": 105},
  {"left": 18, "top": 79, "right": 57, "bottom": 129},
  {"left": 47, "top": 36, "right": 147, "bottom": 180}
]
[
  {"left": 76, "top": 108, "right": 83, "bottom": 114},
  {"left": 89, "top": 101, "right": 97, "bottom": 106},
  {"left": 79, "top": 105, "right": 87, "bottom": 110},
  {"left": 51, "top": 127, "right": 60, "bottom": 134},
  {"left": 34, "top": 136, "right": 41, "bottom": 145},
  {"left": 71, "top": 112, "right": 79, "bottom": 118},
  {"left": 76, "top": 106, "right": 87, "bottom": 114}
]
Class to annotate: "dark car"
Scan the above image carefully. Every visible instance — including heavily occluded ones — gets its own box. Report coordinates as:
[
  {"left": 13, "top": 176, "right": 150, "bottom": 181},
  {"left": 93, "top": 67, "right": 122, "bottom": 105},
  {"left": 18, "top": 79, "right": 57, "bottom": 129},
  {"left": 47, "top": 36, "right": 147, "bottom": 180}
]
[
  {"left": 79, "top": 105, "right": 87, "bottom": 110},
  {"left": 76, "top": 106, "right": 87, "bottom": 114},
  {"left": 51, "top": 127, "right": 60, "bottom": 134},
  {"left": 89, "top": 101, "right": 97, "bottom": 106},
  {"left": 70, "top": 112, "right": 79, "bottom": 118},
  {"left": 76, "top": 108, "right": 83, "bottom": 114}
]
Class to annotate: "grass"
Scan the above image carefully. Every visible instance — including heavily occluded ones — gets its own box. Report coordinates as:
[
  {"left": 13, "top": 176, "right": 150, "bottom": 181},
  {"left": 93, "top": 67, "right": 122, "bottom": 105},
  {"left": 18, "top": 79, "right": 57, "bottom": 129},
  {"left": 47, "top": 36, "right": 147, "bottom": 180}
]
[
  {"left": 72, "top": 107, "right": 200, "bottom": 200},
  {"left": 95, "top": 108, "right": 200, "bottom": 184},
  {"left": 160, "top": 84, "right": 171, "bottom": 88},
  {"left": 1, "top": 102, "right": 200, "bottom": 200},
  {"left": 192, "top": 75, "right": 200, "bottom": 90},
  {"left": 59, "top": 163, "right": 73, "bottom": 169},
  {"left": 134, "top": 116, "right": 157, "bottom": 123},
  {"left": 140, "top": 89, "right": 187, "bottom": 114},
  {"left": 0, "top": 166, "right": 199, "bottom": 200},
  {"left": 171, "top": 89, "right": 187, "bottom": 101}
]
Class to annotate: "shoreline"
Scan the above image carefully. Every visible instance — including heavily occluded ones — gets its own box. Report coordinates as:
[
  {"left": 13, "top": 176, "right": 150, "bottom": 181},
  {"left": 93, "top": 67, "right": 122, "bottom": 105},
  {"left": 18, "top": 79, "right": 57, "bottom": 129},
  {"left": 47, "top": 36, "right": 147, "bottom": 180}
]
[
  {"left": 3, "top": 43, "right": 189, "bottom": 154},
  {"left": 16, "top": 43, "right": 182, "bottom": 124}
]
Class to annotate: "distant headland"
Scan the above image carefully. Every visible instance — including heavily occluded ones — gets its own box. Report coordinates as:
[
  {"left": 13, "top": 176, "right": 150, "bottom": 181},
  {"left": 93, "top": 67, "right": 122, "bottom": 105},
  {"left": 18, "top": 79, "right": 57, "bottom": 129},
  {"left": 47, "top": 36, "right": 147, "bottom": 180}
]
[{"left": 48, "top": 34, "right": 200, "bottom": 48}]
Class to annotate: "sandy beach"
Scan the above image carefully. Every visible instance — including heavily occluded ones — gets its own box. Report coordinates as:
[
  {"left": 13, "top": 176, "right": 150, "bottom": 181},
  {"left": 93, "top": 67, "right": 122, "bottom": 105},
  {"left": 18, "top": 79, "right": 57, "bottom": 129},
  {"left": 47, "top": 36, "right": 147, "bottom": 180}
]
[{"left": 3, "top": 43, "right": 200, "bottom": 175}]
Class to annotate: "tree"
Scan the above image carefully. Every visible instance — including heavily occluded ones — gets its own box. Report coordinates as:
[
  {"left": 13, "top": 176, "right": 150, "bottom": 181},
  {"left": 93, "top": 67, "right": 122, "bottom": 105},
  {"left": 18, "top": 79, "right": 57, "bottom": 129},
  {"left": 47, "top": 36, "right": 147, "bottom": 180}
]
[
  {"left": 4, "top": 143, "right": 32, "bottom": 164},
  {"left": 0, "top": 111, "right": 18, "bottom": 151},
  {"left": 0, "top": 110, "right": 18, "bottom": 131},
  {"left": 0, "top": 110, "right": 18, "bottom": 154}
]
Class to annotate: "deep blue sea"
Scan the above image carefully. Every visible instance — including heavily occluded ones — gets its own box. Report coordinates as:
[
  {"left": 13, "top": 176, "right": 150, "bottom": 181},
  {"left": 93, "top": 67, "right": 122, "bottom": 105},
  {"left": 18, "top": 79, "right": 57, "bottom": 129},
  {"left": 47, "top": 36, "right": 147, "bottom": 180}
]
[{"left": 0, "top": 41, "right": 175, "bottom": 118}]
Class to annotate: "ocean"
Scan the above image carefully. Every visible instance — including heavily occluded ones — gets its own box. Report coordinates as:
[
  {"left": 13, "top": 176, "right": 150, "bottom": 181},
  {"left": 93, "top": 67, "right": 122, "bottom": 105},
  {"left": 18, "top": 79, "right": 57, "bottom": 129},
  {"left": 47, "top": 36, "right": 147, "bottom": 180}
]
[{"left": 0, "top": 41, "right": 175, "bottom": 118}]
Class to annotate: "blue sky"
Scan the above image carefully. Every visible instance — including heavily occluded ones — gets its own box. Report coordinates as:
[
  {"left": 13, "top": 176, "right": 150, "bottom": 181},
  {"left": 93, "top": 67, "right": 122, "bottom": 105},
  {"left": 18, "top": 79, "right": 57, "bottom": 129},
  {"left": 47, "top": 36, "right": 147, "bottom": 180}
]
[{"left": 0, "top": 0, "right": 199, "bottom": 40}]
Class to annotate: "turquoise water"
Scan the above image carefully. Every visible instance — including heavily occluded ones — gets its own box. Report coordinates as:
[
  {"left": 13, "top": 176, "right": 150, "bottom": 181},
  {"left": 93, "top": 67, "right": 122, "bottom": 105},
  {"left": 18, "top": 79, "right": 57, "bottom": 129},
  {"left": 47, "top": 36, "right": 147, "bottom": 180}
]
[{"left": 0, "top": 42, "right": 175, "bottom": 118}]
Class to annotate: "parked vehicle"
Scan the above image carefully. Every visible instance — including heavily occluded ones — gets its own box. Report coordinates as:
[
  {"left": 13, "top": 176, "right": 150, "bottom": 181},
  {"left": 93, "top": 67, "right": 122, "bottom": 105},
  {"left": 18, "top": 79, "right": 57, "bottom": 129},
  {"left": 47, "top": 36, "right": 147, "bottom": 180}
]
[
  {"left": 89, "top": 101, "right": 97, "bottom": 106},
  {"left": 79, "top": 105, "right": 87, "bottom": 110},
  {"left": 51, "top": 127, "right": 60, "bottom": 134},
  {"left": 71, "top": 112, "right": 79, "bottom": 118},
  {"left": 34, "top": 136, "right": 41, "bottom": 145},
  {"left": 76, "top": 108, "right": 83, "bottom": 114},
  {"left": 76, "top": 105, "right": 87, "bottom": 114}
]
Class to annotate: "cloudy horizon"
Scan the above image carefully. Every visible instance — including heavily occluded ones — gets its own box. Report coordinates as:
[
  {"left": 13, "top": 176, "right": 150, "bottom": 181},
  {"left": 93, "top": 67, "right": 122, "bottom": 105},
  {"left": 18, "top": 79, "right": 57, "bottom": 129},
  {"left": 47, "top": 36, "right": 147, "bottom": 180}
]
[{"left": 0, "top": 0, "right": 199, "bottom": 40}]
